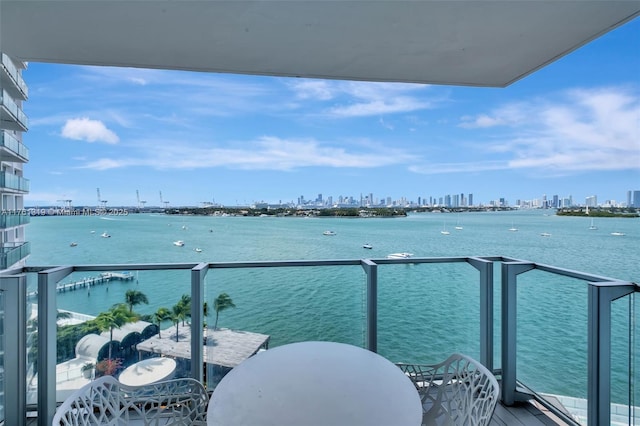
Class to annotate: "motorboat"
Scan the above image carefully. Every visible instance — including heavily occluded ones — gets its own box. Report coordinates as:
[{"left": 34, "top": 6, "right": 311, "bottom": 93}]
[
  {"left": 69, "top": 242, "right": 78, "bottom": 247},
  {"left": 589, "top": 219, "right": 597, "bottom": 230},
  {"left": 101, "top": 232, "right": 111, "bottom": 238},
  {"left": 194, "top": 248, "right": 202, "bottom": 253},
  {"left": 540, "top": 232, "right": 552, "bottom": 237},
  {"left": 323, "top": 231, "right": 337, "bottom": 236},
  {"left": 362, "top": 244, "right": 373, "bottom": 249},
  {"left": 611, "top": 232, "right": 625, "bottom": 236},
  {"left": 173, "top": 240, "right": 185, "bottom": 247},
  {"left": 386, "top": 252, "right": 414, "bottom": 259}
]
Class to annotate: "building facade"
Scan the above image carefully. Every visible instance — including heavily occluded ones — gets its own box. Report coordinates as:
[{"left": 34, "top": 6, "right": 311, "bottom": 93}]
[{"left": 0, "top": 52, "right": 30, "bottom": 270}]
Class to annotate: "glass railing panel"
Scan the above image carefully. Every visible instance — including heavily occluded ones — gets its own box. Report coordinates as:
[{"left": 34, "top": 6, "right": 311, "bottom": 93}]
[
  {"left": 1, "top": 54, "right": 28, "bottom": 99},
  {"left": 0, "top": 130, "right": 29, "bottom": 161},
  {"left": 0, "top": 212, "right": 30, "bottom": 228},
  {"left": 611, "top": 292, "right": 636, "bottom": 426},
  {"left": 0, "top": 172, "right": 29, "bottom": 192},
  {"left": 0, "top": 242, "right": 30, "bottom": 269},
  {"left": 29, "top": 268, "right": 193, "bottom": 404},
  {"left": 203, "top": 264, "right": 365, "bottom": 388},
  {"left": 0, "top": 90, "right": 18, "bottom": 117},
  {"left": 516, "top": 269, "right": 589, "bottom": 423},
  {"left": 377, "top": 260, "right": 482, "bottom": 365}
]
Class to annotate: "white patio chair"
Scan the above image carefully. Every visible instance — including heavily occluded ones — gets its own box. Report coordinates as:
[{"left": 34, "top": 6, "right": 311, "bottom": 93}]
[
  {"left": 396, "top": 353, "right": 499, "bottom": 426},
  {"left": 52, "top": 375, "right": 209, "bottom": 425}
]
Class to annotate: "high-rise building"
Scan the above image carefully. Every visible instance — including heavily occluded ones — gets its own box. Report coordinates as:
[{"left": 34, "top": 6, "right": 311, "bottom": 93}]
[
  {"left": 632, "top": 190, "right": 640, "bottom": 208},
  {"left": 0, "top": 52, "right": 30, "bottom": 269},
  {"left": 585, "top": 195, "right": 597, "bottom": 207},
  {"left": 468, "top": 194, "right": 473, "bottom": 207}
]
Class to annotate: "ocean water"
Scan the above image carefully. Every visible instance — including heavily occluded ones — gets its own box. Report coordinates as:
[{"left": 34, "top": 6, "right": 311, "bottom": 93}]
[{"left": 25, "top": 209, "right": 639, "bottom": 403}]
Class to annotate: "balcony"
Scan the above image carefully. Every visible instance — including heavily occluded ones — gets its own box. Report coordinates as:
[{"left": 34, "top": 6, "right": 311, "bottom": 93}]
[
  {"left": 1, "top": 256, "right": 636, "bottom": 425},
  {"left": 0, "top": 241, "right": 30, "bottom": 269},
  {"left": 0, "top": 171, "right": 30, "bottom": 193},
  {"left": 1, "top": 53, "right": 29, "bottom": 100},
  {"left": 0, "top": 211, "right": 30, "bottom": 229},
  {"left": 0, "top": 89, "right": 28, "bottom": 131},
  {"left": 0, "top": 130, "right": 29, "bottom": 162}
]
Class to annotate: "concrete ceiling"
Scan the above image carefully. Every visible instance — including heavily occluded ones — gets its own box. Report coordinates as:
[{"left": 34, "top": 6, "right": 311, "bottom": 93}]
[{"left": 1, "top": 1, "right": 639, "bottom": 87}]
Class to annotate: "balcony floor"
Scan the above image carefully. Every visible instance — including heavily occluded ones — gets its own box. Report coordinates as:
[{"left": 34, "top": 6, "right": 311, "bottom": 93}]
[
  {"left": 491, "top": 399, "right": 571, "bottom": 425},
  {"left": 32, "top": 399, "right": 571, "bottom": 425}
]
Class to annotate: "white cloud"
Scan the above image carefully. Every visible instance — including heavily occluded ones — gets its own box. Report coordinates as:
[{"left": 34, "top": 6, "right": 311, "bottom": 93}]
[
  {"left": 77, "top": 136, "right": 416, "bottom": 171},
  {"left": 453, "top": 86, "right": 640, "bottom": 173},
  {"left": 61, "top": 118, "right": 119, "bottom": 144}
]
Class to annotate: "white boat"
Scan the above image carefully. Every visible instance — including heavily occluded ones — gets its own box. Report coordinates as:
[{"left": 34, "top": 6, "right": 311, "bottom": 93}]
[
  {"left": 101, "top": 232, "right": 111, "bottom": 238},
  {"left": 454, "top": 219, "right": 463, "bottom": 230},
  {"left": 386, "top": 252, "right": 414, "bottom": 259},
  {"left": 173, "top": 240, "right": 185, "bottom": 247},
  {"left": 362, "top": 244, "right": 373, "bottom": 249},
  {"left": 589, "top": 219, "right": 597, "bottom": 230},
  {"left": 509, "top": 222, "right": 518, "bottom": 232},
  {"left": 194, "top": 248, "right": 202, "bottom": 253},
  {"left": 540, "top": 232, "right": 552, "bottom": 237},
  {"left": 440, "top": 223, "right": 450, "bottom": 235},
  {"left": 611, "top": 232, "right": 625, "bottom": 236},
  {"left": 69, "top": 242, "right": 78, "bottom": 247},
  {"left": 323, "top": 231, "right": 337, "bottom": 236}
]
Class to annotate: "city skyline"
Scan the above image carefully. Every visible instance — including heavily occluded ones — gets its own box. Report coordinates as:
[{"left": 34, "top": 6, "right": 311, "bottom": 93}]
[{"left": 22, "top": 19, "right": 639, "bottom": 208}]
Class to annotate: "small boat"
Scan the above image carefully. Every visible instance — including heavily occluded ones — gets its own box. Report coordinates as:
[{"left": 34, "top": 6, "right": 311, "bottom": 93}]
[
  {"left": 386, "top": 252, "right": 414, "bottom": 259},
  {"left": 611, "top": 232, "right": 625, "bottom": 236},
  {"left": 69, "top": 242, "right": 78, "bottom": 247},
  {"left": 182, "top": 225, "right": 188, "bottom": 230},
  {"left": 440, "top": 223, "right": 450, "bottom": 235},
  {"left": 90, "top": 230, "right": 95, "bottom": 234},
  {"left": 323, "top": 231, "right": 337, "bottom": 236},
  {"left": 588, "top": 218, "right": 597, "bottom": 230},
  {"left": 362, "top": 244, "right": 373, "bottom": 249},
  {"left": 540, "top": 232, "right": 552, "bottom": 237},
  {"left": 173, "top": 240, "right": 185, "bottom": 247},
  {"left": 454, "top": 220, "right": 463, "bottom": 230},
  {"left": 101, "top": 232, "right": 111, "bottom": 238},
  {"left": 194, "top": 248, "right": 202, "bottom": 253}
]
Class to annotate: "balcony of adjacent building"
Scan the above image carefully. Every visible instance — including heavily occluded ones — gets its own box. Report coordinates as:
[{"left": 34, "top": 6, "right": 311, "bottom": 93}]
[
  {"left": 0, "top": 130, "right": 29, "bottom": 163},
  {"left": 0, "top": 241, "right": 30, "bottom": 269},
  {"left": 0, "top": 171, "right": 30, "bottom": 193},
  {"left": 2, "top": 256, "right": 637, "bottom": 425},
  {"left": 1, "top": 53, "right": 29, "bottom": 101},
  {"left": 0, "top": 89, "right": 29, "bottom": 132},
  {"left": 0, "top": 210, "right": 30, "bottom": 229}
]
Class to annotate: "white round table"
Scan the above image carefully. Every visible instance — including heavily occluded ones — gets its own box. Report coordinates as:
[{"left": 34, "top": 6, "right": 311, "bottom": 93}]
[
  {"left": 207, "top": 341, "right": 421, "bottom": 426},
  {"left": 118, "top": 357, "right": 176, "bottom": 387}
]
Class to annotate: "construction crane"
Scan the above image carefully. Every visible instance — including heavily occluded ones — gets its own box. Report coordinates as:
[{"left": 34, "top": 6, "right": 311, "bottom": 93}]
[
  {"left": 136, "top": 190, "right": 147, "bottom": 209},
  {"left": 160, "top": 191, "right": 169, "bottom": 209},
  {"left": 97, "top": 188, "right": 107, "bottom": 208},
  {"left": 57, "top": 199, "right": 72, "bottom": 209}
]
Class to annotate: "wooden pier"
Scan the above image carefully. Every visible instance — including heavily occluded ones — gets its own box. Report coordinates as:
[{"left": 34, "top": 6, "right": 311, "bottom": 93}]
[{"left": 27, "top": 272, "right": 135, "bottom": 299}]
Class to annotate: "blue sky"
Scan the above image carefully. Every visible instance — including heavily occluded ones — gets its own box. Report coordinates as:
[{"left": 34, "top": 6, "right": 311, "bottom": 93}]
[{"left": 23, "top": 18, "right": 639, "bottom": 208}]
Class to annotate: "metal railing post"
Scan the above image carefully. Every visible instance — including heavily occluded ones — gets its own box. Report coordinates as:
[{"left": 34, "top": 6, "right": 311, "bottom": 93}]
[
  {"left": 587, "top": 281, "right": 635, "bottom": 426},
  {"left": 37, "top": 266, "right": 73, "bottom": 426},
  {"left": 469, "top": 257, "right": 494, "bottom": 371},
  {"left": 501, "top": 261, "right": 534, "bottom": 406},
  {"left": 191, "top": 263, "right": 208, "bottom": 383},
  {"left": 0, "top": 273, "right": 27, "bottom": 426},
  {"left": 361, "top": 259, "right": 378, "bottom": 353}
]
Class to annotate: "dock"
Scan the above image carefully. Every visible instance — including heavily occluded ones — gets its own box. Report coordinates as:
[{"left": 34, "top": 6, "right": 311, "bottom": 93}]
[{"left": 27, "top": 272, "right": 135, "bottom": 299}]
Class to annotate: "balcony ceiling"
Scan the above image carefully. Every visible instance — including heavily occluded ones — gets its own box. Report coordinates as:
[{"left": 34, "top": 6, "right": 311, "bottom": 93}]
[{"left": 1, "top": 1, "right": 639, "bottom": 87}]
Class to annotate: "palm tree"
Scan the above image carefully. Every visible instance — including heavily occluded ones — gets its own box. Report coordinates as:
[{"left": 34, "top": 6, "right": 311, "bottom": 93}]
[
  {"left": 171, "top": 301, "right": 189, "bottom": 342},
  {"left": 94, "top": 304, "right": 137, "bottom": 360},
  {"left": 124, "top": 289, "right": 149, "bottom": 313},
  {"left": 175, "top": 294, "right": 191, "bottom": 326},
  {"left": 153, "top": 307, "right": 171, "bottom": 338},
  {"left": 213, "top": 293, "right": 236, "bottom": 330}
]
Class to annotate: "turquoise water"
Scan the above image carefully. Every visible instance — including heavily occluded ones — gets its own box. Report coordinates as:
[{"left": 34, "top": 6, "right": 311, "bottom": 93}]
[{"left": 25, "top": 210, "right": 639, "bottom": 403}]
